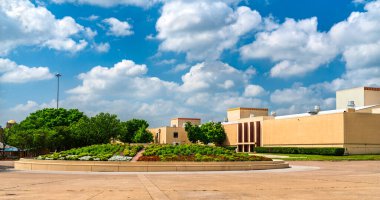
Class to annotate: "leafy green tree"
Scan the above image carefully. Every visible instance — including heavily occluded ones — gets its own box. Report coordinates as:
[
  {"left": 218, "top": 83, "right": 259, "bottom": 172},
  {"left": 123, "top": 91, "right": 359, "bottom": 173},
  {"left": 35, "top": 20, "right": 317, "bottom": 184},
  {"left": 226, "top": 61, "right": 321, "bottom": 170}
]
[
  {"left": 69, "top": 113, "right": 122, "bottom": 146},
  {"left": 184, "top": 122, "right": 202, "bottom": 143},
  {"left": 69, "top": 117, "right": 95, "bottom": 147},
  {"left": 90, "top": 113, "right": 122, "bottom": 143},
  {"left": 5, "top": 108, "right": 85, "bottom": 153},
  {"left": 133, "top": 125, "right": 153, "bottom": 143},
  {"left": 201, "top": 122, "right": 226, "bottom": 146},
  {"left": 185, "top": 122, "right": 226, "bottom": 146},
  {"left": 119, "top": 119, "right": 149, "bottom": 143},
  {"left": 18, "top": 108, "right": 85, "bottom": 130}
]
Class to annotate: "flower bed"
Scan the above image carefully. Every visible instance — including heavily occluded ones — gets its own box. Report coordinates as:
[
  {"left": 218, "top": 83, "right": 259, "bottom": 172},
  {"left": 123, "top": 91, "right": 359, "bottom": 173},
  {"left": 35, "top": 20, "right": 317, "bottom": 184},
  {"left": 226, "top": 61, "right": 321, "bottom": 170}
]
[
  {"left": 138, "top": 144, "right": 271, "bottom": 162},
  {"left": 37, "top": 144, "right": 143, "bottom": 161}
]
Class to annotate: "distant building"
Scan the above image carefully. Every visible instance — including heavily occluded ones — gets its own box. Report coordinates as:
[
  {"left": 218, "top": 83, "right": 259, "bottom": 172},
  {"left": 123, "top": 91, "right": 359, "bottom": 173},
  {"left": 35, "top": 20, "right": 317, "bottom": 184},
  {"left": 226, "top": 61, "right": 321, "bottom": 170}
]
[
  {"left": 336, "top": 86, "right": 380, "bottom": 109},
  {"left": 149, "top": 86, "right": 380, "bottom": 154},
  {"left": 222, "top": 86, "right": 380, "bottom": 154},
  {"left": 148, "top": 118, "right": 201, "bottom": 145},
  {"left": 6, "top": 120, "right": 17, "bottom": 128}
]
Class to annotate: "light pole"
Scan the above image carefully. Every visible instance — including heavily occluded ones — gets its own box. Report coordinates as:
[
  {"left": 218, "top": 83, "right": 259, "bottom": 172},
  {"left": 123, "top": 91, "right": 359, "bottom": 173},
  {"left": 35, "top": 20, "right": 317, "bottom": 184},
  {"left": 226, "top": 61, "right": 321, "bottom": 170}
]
[{"left": 55, "top": 73, "right": 62, "bottom": 109}]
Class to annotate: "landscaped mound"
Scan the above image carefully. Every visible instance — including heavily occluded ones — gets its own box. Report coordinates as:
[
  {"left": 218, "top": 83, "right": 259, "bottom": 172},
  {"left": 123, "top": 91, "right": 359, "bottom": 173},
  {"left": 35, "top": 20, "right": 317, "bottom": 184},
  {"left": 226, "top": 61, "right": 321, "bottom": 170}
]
[
  {"left": 138, "top": 144, "right": 272, "bottom": 162},
  {"left": 37, "top": 144, "right": 144, "bottom": 161}
]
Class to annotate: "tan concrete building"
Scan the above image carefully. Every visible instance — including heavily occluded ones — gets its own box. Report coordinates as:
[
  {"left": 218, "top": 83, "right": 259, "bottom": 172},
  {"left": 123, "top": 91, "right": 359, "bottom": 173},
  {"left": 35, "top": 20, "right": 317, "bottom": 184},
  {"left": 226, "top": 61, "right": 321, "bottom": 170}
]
[
  {"left": 222, "top": 86, "right": 380, "bottom": 154},
  {"left": 148, "top": 118, "right": 201, "bottom": 145},
  {"left": 336, "top": 86, "right": 380, "bottom": 109}
]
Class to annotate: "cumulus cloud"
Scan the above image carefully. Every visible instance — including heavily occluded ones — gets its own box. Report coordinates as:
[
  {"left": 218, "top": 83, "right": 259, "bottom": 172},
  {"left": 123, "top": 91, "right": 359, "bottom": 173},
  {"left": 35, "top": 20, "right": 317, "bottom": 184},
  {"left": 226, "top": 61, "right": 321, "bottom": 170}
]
[
  {"left": 93, "top": 42, "right": 110, "bottom": 53},
  {"left": 244, "top": 85, "right": 266, "bottom": 97},
  {"left": 324, "top": 0, "right": 380, "bottom": 90},
  {"left": 51, "top": 0, "right": 162, "bottom": 8},
  {"left": 103, "top": 17, "right": 133, "bottom": 37},
  {"left": 241, "top": 17, "right": 337, "bottom": 78},
  {"left": 180, "top": 61, "right": 250, "bottom": 92},
  {"left": 270, "top": 84, "right": 335, "bottom": 115},
  {"left": 0, "top": 0, "right": 93, "bottom": 55},
  {"left": 156, "top": 0, "right": 261, "bottom": 61},
  {"left": 0, "top": 58, "right": 54, "bottom": 83},
  {"left": 64, "top": 59, "right": 263, "bottom": 126}
]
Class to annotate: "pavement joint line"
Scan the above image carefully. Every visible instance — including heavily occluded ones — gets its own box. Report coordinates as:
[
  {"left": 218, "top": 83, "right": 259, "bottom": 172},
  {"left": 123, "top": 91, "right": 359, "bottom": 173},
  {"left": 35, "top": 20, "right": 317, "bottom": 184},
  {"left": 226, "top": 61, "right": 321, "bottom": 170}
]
[
  {"left": 7, "top": 165, "right": 320, "bottom": 175},
  {"left": 138, "top": 174, "right": 170, "bottom": 200}
]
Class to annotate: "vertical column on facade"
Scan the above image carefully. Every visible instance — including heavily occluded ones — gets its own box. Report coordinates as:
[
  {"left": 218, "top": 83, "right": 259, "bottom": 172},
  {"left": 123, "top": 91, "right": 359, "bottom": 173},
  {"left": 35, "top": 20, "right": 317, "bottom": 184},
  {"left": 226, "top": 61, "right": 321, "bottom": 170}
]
[
  {"left": 243, "top": 122, "right": 248, "bottom": 152},
  {"left": 249, "top": 122, "right": 255, "bottom": 152},
  {"left": 238, "top": 123, "right": 242, "bottom": 152},
  {"left": 256, "top": 121, "right": 261, "bottom": 147}
]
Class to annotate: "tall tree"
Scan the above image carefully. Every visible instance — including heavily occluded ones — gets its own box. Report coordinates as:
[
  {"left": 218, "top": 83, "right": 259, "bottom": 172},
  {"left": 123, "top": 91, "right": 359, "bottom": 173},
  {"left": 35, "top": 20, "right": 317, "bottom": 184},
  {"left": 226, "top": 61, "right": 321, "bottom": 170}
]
[
  {"left": 133, "top": 125, "right": 153, "bottom": 143},
  {"left": 119, "top": 119, "right": 149, "bottom": 143}
]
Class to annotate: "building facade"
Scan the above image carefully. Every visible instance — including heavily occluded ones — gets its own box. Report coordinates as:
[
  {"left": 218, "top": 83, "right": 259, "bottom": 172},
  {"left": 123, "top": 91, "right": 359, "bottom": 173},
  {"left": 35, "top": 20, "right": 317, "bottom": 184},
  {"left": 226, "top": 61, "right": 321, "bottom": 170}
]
[
  {"left": 222, "top": 87, "right": 380, "bottom": 154},
  {"left": 148, "top": 118, "right": 201, "bottom": 145},
  {"left": 148, "top": 86, "right": 380, "bottom": 154}
]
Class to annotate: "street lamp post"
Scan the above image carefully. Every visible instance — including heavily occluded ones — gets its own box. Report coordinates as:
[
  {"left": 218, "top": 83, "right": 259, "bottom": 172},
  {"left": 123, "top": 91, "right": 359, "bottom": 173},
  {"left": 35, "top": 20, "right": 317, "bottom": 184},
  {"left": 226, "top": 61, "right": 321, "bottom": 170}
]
[{"left": 55, "top": 73, "right": 62, "bottom": 109}]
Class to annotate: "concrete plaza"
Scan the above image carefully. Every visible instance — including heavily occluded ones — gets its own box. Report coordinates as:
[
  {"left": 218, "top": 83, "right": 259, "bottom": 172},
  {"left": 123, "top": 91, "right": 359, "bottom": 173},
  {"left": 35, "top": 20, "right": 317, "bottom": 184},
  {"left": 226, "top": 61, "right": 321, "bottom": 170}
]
[{"left": 0, "top": 161, "right": 379, "bottom": 200}]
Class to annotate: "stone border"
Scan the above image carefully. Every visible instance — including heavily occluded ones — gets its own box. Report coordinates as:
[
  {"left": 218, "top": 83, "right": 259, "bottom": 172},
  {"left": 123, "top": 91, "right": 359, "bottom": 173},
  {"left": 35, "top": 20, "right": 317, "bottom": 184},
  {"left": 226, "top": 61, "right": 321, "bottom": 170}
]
[{"left": 14, "top": 159, "right": 289, "bottom": 172}]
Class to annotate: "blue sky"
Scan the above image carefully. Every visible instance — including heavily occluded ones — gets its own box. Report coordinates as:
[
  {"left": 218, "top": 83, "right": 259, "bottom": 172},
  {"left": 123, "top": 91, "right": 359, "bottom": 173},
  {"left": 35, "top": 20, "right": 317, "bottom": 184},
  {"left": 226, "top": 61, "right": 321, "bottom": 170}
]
[{"left": 1, "top": 0, "right": 379, "bottom": 127}]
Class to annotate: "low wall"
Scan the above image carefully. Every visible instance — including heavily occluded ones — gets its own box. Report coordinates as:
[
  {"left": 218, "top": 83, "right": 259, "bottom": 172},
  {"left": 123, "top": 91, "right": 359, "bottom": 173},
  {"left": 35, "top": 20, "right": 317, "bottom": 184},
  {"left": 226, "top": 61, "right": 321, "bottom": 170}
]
[{"left": 14, "top": 159, "right": 289, "bottom": 172}]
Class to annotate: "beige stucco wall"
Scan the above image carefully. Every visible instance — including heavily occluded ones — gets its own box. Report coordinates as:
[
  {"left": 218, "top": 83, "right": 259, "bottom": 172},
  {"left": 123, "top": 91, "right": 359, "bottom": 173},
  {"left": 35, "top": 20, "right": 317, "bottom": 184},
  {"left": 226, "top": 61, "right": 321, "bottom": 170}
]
[
  {"left": 262, "top": 113, "right": 345, "bottom": 147},
  {"left": 372, "top": 108, "right": 380, "bottom": 114},
  {"left": 148, "top": 127, "right": 167, "bottom": 144},
  {"left": 148, "top": 127, "right": 190, "bottom": 144},
  {"left": 336, "top": 87, "right": 364, "bottom": 109},
  {"left": 227, "top": 108, "right": 268, "bottom": 121},
  {"left": 170, "top": 118, "right": 201, "bottom": 128},
  {"left": 364, "top": 89, "right": 380, "bottom": 106},
  {"left": 344, "top": 113, "right": 380, "bottom": 154},
  {"left": 223, "top": 123, "right": 238, "bottom": 146}
]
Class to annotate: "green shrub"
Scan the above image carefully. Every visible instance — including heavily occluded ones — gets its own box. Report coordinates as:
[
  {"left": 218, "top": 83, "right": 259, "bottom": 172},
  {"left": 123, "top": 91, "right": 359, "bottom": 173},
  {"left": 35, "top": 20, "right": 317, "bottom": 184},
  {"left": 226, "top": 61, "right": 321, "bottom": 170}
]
[
  {"left": 38, "top": 143, "right": 142, "bottom": 161},
  {"left": 141, "top": 144, "right": 270, "bottom": 162},
  {"left": 254, "top": 147, "right": 345, "bottom": 156}
]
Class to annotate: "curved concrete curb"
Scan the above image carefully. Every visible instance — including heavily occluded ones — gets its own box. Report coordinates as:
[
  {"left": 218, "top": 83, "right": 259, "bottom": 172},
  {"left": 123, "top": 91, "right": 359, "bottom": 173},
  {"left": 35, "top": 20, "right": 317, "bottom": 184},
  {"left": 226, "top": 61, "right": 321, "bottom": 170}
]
[{"left": 14, "top": 159, "right": 289, "bottom": 172}]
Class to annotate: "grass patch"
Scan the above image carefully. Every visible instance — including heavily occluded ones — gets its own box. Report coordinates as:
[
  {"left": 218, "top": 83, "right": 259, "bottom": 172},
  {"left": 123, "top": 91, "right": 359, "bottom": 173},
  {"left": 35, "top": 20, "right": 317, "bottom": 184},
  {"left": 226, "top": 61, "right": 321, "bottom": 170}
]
[
  {"left": 139, "top": 144, "right": 271, "bottom": 162},
  {"left": 37, "top": 144, "right": 144, "bottom": 161},
  {"left": 256, "top": 153, "right": 380, "bottom": 161}
]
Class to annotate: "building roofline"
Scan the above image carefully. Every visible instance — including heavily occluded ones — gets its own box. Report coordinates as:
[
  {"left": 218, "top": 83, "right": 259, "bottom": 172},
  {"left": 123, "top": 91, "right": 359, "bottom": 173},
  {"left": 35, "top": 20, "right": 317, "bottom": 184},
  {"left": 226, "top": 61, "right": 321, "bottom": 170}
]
[
  {"left": 336, "top": 86, "right": 380, "bottom": 93},
  {"left": 364, "top": 86, "right": 380, "bottom": 91},
  {"left": 171, "top": 117, "right": 201, "bottom": 120},
  {"left": 227, "top": 107, "right": 269, "bottom": 111}
]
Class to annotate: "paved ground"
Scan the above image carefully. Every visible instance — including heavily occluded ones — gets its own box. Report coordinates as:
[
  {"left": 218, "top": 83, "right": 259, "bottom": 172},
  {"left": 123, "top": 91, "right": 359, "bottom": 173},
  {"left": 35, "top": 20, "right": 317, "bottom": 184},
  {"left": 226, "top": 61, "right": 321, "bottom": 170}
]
[{"left": 0, "top": 161, "right": 379, "bottom": 200}]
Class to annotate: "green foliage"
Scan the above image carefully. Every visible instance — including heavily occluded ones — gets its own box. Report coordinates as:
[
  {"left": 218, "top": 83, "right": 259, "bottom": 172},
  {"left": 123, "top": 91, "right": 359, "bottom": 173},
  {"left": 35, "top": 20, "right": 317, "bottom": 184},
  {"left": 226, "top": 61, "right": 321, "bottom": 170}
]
[
  {"left": 141, "top": 144, "right": 271, "bottom": 162},
  {"left": 185, "top": 122, "right": 226, "bottom": 146},
  {"left": 254, "top": 147, "right": 345, "bottom": 156},
  {"left": 18, "top": 108, "right": 84, "bottom": 130},
  {"left": 133, "top": 126, "right": 153, "bottom": 143},
  {"left": 123, "top": 145, "right": 144, "bottom": 157},
  {"left": 69, "top": 113, "right": 123, "bottom": 147},
  {"left": 201, "top": 122, "right": 226, "bottom": 145},
  {"left": 119, "top": 119, "right": 149, "bottom": 143},
  {"left": 39, "top": 144, "right": 142, "bottom": 161},
  {"left": 5, "top": 108, "right": 85, "bottom": 153},
  {"left": 6, "top": 107, "right": 151, "bottom": 155}
]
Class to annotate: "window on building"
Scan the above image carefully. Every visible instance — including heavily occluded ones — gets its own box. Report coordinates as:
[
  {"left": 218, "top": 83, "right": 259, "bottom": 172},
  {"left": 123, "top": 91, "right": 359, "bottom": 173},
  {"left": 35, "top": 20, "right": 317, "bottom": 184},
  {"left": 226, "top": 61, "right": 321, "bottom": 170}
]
[{"left": 173, "top": 132, "right": 178, "bottom": 138}]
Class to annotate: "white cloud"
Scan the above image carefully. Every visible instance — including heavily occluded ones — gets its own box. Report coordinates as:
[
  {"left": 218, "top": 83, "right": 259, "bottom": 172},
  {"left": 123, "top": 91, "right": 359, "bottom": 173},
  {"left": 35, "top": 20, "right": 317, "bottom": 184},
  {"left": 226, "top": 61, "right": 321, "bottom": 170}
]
[
  {"left": 171, "top": 64, "right": 190, "bottom": 72},
  {"left": 51, "top": 0, "right": 162, "bottom": 8},
  {"left": 180, "top": 61, "right": 250, "bottom": 92},
  {"left": 103, "top": 17, "right": 133, "bottom": 37},
  {"left": 244, "top": 85, "right": 266, "bottom": 97},
  {"left": 270, "top": 84, "right": 335, "bottom": 115},
  {"left": 63, "top": 59, "right": 263, "bottom": 126},
  {"left": 156, "top": 0, "right": 261, "bottom": 61},
  {"left": 0, "top": 58, "right": 54, "bottom": 83},
  {"left": 93, "top": 42, "right": 110, "bottom": 53},
  {"left": 322, "top": 0, "right": 380, "bottom": 90},
  {"left": 241, "top": 17, "right": 337, "bottom": 78},
  {"left": 0, "top": 0, "right": 93, "bottom": 55},
  {"left": 80, "top": 14, "right": 99, "bottom": 21}
]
